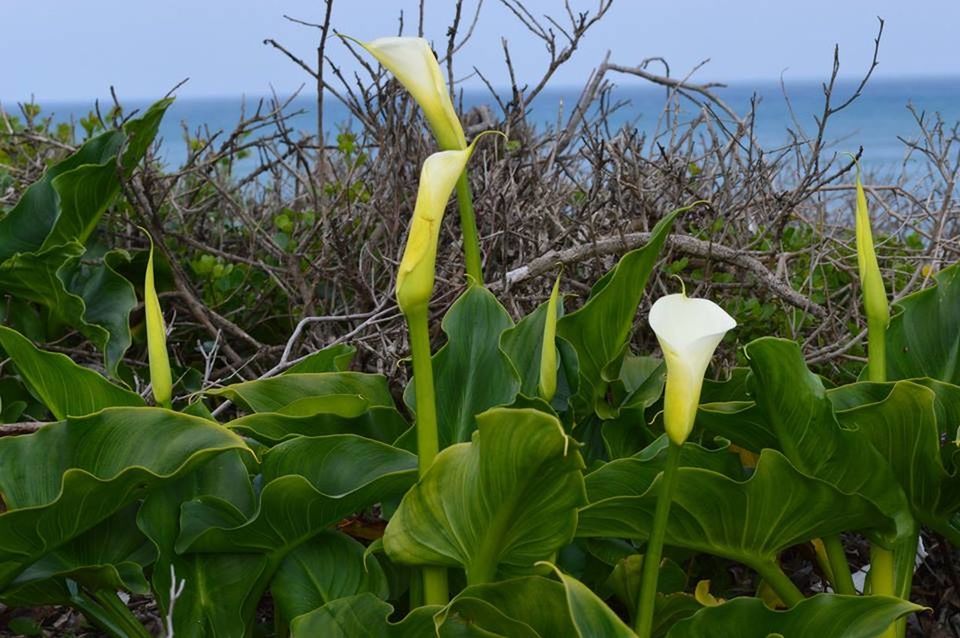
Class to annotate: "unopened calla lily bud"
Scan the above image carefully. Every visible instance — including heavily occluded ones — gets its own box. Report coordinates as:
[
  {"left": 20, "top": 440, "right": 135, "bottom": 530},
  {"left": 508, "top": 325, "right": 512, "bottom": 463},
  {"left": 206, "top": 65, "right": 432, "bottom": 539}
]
[
  {"left": 854, "top": 164, "right": 890, "bottom": 381},
  {"left": 142, "top": 229, "right": 173, "bottom": 408},
  {"left": 538, "top": 274, "right": 561, "bottom": 402},
  {"left": 649, "top": 293, "right": 736, "bottom": 445},
  {"left": 395, "top": 147, "right": 474, "bottom": 314},
  {"left": 346, "top": 35, "right": 466, "bottom": 151}
]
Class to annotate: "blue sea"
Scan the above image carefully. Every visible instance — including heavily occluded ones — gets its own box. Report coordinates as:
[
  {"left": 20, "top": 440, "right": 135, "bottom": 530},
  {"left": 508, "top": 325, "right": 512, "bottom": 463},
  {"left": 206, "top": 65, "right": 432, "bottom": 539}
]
[{"left": 20, "top": 76, "right": 960, "bottom": 179}]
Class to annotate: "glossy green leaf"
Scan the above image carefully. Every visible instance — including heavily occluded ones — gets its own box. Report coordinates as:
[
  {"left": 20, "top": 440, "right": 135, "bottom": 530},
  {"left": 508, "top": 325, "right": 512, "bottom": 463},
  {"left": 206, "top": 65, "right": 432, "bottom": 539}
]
[
  {"left": 585, "top": 437, "right": 742, "bottom": 503},
  {"left": 666, "top": 593, "right": 922, "bottom": 638},
  {"left": 226, "top": 400, "right": 408, "bottom": 446},
  {"left": 884, "top": 263, "right": 960, "bottom": 384},
  {"left": 835, "top": 381, "right": 960, "bottom": 525},
  {"left": 405, "top": 286, "right": 521, "bottom": 446},
  {"left": 578, "top": 449, "right": 889, "bottom": 570},
  {"left": 695, "top": 401, "right": 779, "bottom": 452},
  {"left": 0, "top": 407, "right": 248, "bottom": 590},
  {"left": 557, "top": 210, "right": 678, "bottom": 419},
  {"left": 0, "top": 132, "right": 123, "bottom": 260},
  {"left": 290, "top": 593, "right": 439, "bottom": 638},
  {"left": 743, "top": 338, "right": 910, "bottom": 540},
  {"left": 0, "top": 324, "right": 143, "bottom": 418},
  {"left": 0, "top": 100, "right": 171, "bottom": 372},
  {"left": 440, "top": 573, "right": 634, "bottom": 637},
  {"left": 208, "top": 372, "right": 395, "bottom": 413},
  {"left": 177, "top": 435, "right": 417, "bottom": 554},
  {"left": 137, "top": 451, "right": 260, "bottom": 637},
  {"left": 0, "top": 505, "right": 152, "bottom": 606},
  {"left": 272, "top": 530, "right": 389, "bottom": 625},
  {"left": 284, "top": 343, "right": 357, "bottom": 374},
  {"left": 0, "top": 243, "right": 136, "bottom": 373},
  {"left": 383, "top": 407, "right": 586, "bottom": 584}
]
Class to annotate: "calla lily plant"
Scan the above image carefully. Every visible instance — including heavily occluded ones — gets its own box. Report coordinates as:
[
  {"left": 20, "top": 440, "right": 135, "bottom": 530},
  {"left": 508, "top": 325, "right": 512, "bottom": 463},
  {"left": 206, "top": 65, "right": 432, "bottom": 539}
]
[
  {"left": 635, "top": 291, "right": 735, "bottom": 637},
  {"left": 394, "top": 132, "right": 499, "bottom": 606}
]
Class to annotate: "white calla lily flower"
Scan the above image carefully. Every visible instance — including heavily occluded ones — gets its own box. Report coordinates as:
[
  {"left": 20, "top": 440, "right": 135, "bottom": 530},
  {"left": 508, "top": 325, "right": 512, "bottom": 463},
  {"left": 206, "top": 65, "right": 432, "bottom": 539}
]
[
  {"left": 649, "top": 294, "right": 736, "bottom": 445},
  {"left": 349, "top": 36, "right": 466, "bottom": 151}
]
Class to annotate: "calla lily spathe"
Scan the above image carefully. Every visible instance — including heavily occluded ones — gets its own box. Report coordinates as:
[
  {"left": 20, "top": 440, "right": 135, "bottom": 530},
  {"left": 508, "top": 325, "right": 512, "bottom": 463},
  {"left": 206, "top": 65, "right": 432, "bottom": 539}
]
[
  {"left": 142, "top": 230, "right": 173, "bottom": 408},
  {"left": 347, "top": 36, "right": 466, "bottom": 151},
  {"left": 649, "top": 293, "right": 736, "bottom": 445},
  {"left": 853, "top": 165, "right": 890, "bottom": 382},
  {"left": 395, "top": 146, "right": 474, "bottom": 313}
]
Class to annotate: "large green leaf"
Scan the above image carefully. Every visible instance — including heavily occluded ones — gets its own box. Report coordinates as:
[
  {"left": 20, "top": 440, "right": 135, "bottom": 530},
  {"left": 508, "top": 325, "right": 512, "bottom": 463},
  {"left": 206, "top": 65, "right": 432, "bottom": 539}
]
[
  {"left": 137, "top": 451, "right": 261, "bottom": 637},
  {"left": 0, "top": 324, "right": 143, "bottom": 419},
  {"left": 666, "top": 593, "right": 922, "bottom": 638},
  {"left": 283, "top": 343, "right": 357, "bottom": 374},
  {"left": 835, "top": 381, "right": 960, "bottom": 526},
  {"left": 0, "top": 132, "right": 123, "bottom": 259},
  {"left": 0, "top": 99, "right": 172, "bottom": 373},
  {"left": 177, "top": 435, "right": 417, "bottom": 554},
  {"left": 694, "top": 401, "right": 779, "bottom": 452},
  {"left": 290, "top": 593, "right": 440, "bottom": 638},
  {"left": 0, "top": 505, "right": 152, "bottom": 606},
  {"left": 383, "top": 407, "right": 586, "bottom": 584},
  {"left": 208, "top": 372, "right": 395, "bottom": 413},
  {"left": 226, "top": 400, "right": 408, "bottom": 446},
  {"left": 439, "top": 572, "right": 635, "bottom": 637},
  {"left": 0, "top": 243, "right": 136, "bottom": 373},
  {"left": 557, "top": 210, "right": 679, "bottom": 419},
  {"left": 405, "top": 286, "right": 521, "bottom": 447},
  {"left": 743, "top": 338, "right": 911, "bottom": 540},
  {"left": 578, "top": 450, "right": 890, "bottom": 571},
  {"left": 884, "top": 263, "right": 960, "bottom": 384},
  {"left": 271, "top": 531, "right": 389, "bottom": 625},
  {"left": 585, "top": 437, "right": 742, "bottom": 503},
  {"left": 0, "top": 407, "right": 248, "bottom": 590}
]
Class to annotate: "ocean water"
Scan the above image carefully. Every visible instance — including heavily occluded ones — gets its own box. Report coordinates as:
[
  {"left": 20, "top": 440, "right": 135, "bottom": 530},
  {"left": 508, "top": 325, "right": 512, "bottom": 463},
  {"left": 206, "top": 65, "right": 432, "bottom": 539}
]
[{"left": 19, "top": 76, "right": 960, "bottom": 178}]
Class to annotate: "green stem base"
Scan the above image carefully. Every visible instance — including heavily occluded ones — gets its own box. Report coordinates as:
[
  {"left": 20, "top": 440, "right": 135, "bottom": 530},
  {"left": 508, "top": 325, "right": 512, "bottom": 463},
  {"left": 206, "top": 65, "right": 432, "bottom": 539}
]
[{"left": 634, "top": 442, "right": 682, "bottom": 637}]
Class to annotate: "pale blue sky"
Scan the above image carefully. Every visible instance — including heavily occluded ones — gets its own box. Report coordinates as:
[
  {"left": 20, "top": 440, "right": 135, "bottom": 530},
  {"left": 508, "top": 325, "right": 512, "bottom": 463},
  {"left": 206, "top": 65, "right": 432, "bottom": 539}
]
[{"left": 2, "top": 0, "right": 958, "bottom": 102}]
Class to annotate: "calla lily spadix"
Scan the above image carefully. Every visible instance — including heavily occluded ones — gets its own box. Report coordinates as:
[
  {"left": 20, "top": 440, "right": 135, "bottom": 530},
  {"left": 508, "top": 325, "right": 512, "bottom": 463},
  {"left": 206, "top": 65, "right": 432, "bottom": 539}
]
[
  {"left": 343, "top": 35, "right": 466, "bottom": 151},
  {"left": 649, "top": 293, "right": 736, "bottom": 446}
]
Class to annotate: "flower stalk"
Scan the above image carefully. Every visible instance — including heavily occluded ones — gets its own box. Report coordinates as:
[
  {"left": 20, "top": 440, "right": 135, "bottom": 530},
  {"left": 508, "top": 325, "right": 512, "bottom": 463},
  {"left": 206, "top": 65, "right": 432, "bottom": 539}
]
[
  {"left": 394, "top": 135, "right": 498, "bottom": 605},
  {"left": 636, "top": 292, "right": 736, "bottom": 636},
  {"left": 851, "top": 161, "right": 903, "bottom": 637}
]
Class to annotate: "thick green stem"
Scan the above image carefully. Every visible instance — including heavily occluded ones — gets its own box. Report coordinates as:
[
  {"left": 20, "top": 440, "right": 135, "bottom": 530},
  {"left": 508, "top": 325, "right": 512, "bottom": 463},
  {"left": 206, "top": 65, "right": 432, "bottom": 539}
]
[
  {"left": 754, "top": 560, "right": 805, "bottom": 607},
  {"left": 635, "top": 442, "right": 682, "bottom": 637},
  {"left": 823, "top": 535, "right": 857, "bottom": 595},
  {"left": 892, "top": 525, "right": 920, "bottom": 638},
  {"left": 455, "top": 171, "right": 483, "bottom": 285},
  {"left": 866, "top": 315, "right": 887, "bottom": 384},
  {"left": 870, "top": 544, "right": 898, "bottom": 638},
  {"left": 405, "top": 305, "right": 449, "bottom": 605}
]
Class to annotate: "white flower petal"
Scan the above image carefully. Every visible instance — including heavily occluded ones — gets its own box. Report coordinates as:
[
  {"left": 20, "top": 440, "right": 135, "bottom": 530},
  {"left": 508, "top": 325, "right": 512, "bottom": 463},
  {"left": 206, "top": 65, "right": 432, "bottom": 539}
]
[{"left": 649, "top": 294, "right": 736, "bottom": 444}]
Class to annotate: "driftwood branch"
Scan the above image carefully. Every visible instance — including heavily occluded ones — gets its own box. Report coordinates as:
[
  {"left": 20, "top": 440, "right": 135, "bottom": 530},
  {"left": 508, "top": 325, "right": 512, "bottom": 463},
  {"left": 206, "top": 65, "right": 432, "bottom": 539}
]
[{"left": 500, "top": 233, "right": 829, "bottom": 319}]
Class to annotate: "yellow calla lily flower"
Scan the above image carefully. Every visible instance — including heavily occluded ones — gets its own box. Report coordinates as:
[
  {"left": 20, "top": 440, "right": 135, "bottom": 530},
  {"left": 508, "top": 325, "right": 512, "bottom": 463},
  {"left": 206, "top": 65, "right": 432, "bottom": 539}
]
[
  {"left": 346, "top": 35, "right": 466, "bottom": 151},
  {"left": 649, "top": 293, "right": 736, "bottom": 445},
  {"left": 395, "top": 147, "right": 473, "bottom": 313}
]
